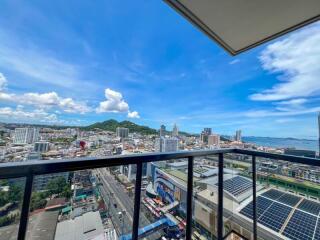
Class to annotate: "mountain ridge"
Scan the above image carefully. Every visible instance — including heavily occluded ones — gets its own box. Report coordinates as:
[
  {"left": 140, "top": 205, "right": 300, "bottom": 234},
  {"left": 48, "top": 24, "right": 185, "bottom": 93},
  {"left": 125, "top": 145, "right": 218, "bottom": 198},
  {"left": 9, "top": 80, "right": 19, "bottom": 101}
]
[
  {"left": 84, "top": 119, "right": 157, "bottom": 135},
  {"left": 1, "top": 119, "right": 195, "bottom": 136}
]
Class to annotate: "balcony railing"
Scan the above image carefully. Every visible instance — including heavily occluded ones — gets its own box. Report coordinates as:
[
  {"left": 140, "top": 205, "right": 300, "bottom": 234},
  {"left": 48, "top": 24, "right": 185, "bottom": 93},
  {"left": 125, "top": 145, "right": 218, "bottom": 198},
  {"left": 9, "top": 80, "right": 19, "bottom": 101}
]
[{"left": 0, "top": 148, "right": 319, "bottom": 240}]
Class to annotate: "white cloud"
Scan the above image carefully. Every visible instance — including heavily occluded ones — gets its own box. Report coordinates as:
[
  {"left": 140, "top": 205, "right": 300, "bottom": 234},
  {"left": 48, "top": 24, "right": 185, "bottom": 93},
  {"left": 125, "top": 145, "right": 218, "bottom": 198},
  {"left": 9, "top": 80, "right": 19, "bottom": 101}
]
[
  {"left": 250, "top": 23, "right": 320, "bottom": 101},
  {"left": 274, "top": 98, "right": 307, "bottom": 111},
  {"left": 96, "top": 88, "right": 141, "bottom": 118},
  {"left": 0, "top": 106, "right": 59, "bottom": 123},
  {"left": 229, "top": 59, "right": 240, "bottom": 65},
  {"left": 275, "top": 118, "right": 296, "bottom": 123},
  {"left": 276, "top": 98, "right": 307, "bottom": 106},
  {"left": 0, "top": 106, "right": 86, "bottom": 125},
  {"left": 127, "top": 111, "right": 140, "bottom": 119},
  {"left": 0, "top": 91, "right": 91, "bottom": 114},
  {"left": 0, "top": 73, "right": 7, "bottom": 91},
  {"left": 0, "top": 75, "right": 139, "bottom": 118},
  {"left": 96, "top": 88, "right": 129, "bottom": 113},
  {"left": 245, "top": 106, "right": 320, "bottom": 118}
]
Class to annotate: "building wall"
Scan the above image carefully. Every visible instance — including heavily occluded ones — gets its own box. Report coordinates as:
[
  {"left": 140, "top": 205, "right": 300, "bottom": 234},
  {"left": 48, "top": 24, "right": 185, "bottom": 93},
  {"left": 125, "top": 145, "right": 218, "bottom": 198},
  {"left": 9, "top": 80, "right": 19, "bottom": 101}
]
[
  {"left": 155, "top": 137, "right": 178, "bottom": 152},
  {"left": 34, "top": 142, "right": 50, "bottom": 152},
  {"left": 13, "top": 128, "right": 39, "bottom": 145},
  {"left": 152, "top": 168, "right": 187, "bottom": 212},
  {"left": 116, "top": 127, "right": 129, "bottom": 138},
  {"left": 208, "top": 134, "right": 220, "bottom": 147},
  {"left": 194, "top": 199, "right": 216, "bottom": 233}
]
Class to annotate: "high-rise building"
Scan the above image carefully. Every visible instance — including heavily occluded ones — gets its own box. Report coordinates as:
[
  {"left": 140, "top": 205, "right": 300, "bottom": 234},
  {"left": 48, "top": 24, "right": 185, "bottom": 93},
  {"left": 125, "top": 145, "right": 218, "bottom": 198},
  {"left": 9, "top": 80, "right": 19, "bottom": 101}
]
[
  {"left": 172, "top": 123, "right": 179, "bottom": 137},
  {"left": 13, "top": 128, "right": 39, "bottom": 145},
  {"left": 200, "top": 133, "right": 208, "bottom": 143},
  {"left": 200, "top": 128, "right": 212, "bottom": 143},
  {"left": 204, "top": 128, "right": 212, "bottom": 135},
  {"left": 155, "top": 137, "right": 179, "bottom": 152},
  {"left": 116, "top": 127, "right": 129, "bottom": 139},
  {"left": 160, "top": 125, "right": 166, "bottom": 137},
  {"left": 34, "top": 141, "right": 50, "bottom": 153},
  {"left": 208, "top": 134, "right": 220, "bottom": 147},
  {"left": 235, "top": 130, "right": 242, "bottom": 142}
]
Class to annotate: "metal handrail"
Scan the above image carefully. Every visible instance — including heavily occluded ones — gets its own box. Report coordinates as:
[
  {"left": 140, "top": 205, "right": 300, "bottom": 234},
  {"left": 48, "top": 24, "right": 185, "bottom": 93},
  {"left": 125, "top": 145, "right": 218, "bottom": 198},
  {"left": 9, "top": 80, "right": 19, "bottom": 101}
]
[
  {"left": 0, "top": 148, "right": 319, "bottom": 240},
  {"left": 0, "top": 148, "right": 232, "bottom": 179}
]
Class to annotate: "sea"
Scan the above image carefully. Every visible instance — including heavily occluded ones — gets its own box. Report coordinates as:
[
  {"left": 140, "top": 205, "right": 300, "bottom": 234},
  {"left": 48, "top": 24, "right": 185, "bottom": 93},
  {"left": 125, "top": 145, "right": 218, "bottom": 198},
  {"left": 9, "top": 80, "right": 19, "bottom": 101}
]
[{"left": 242, "top": 136, "right": 319, "bottom": 152}]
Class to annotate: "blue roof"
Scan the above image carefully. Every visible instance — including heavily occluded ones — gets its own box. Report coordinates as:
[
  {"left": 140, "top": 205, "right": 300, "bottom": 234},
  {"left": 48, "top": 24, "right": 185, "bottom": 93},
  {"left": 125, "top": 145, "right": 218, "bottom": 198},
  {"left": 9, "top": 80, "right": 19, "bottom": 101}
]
[{"left": 119, "top": 217, "right": 177, "bottom": 240}]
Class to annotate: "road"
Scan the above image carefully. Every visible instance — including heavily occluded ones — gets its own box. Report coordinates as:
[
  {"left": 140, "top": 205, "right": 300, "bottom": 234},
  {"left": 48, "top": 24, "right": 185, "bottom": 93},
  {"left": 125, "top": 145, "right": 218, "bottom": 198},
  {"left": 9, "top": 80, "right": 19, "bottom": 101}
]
[
  {"left": 98, "top": 180, "right": 131, "bottom": 235},
  {"left": 95, "top": 168, "right": 162, "bottom": 239}
]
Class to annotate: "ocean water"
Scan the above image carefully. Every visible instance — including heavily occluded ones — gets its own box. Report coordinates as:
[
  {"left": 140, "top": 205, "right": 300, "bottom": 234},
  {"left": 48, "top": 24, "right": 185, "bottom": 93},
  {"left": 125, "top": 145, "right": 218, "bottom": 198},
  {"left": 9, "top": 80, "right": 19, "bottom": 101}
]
[{"left": 243, "top": 136, "right": 319, "bottom": 152}]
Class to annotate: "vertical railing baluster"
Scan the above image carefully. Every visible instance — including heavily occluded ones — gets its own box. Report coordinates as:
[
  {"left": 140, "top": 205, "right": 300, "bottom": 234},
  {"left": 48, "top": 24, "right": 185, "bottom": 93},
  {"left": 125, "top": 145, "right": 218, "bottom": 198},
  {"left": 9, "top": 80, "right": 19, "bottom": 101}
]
[
  {"left": 252, "top": 155, "right": 257, "bottom": 240},
  {"left": 218, "top": 153, "right": 224, "bottom": 240},
  {"left": 18, "top": 174, "right": 34, "bottom": 240},
  {"left": 186, "top": 156, "right": 194, "bottom": 240},
  {"left": 132, "top": 162, "right": 143, "bottom": 240}
]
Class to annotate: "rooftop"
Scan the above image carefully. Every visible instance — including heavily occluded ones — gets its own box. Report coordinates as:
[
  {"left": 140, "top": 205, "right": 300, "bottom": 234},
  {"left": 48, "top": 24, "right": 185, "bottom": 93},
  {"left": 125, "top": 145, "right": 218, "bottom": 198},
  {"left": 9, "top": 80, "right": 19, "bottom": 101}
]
[
  {"left": 55, "top": 211, "right": 104, "bottom": 240},
  {"left": 26, "top": 210, "right": 59, "bottom": 240}
]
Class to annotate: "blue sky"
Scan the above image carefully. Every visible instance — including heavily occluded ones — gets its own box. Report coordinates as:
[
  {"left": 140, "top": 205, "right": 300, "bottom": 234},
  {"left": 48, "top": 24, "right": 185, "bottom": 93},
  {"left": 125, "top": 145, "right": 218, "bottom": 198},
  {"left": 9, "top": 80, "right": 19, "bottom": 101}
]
[{"left": 0, "top": 0, "right": 320, "bottom": 139}]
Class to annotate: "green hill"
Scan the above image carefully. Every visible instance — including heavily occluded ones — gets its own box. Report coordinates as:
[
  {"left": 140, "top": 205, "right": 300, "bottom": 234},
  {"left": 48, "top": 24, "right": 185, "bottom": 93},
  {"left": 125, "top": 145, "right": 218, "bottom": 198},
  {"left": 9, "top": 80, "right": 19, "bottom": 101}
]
[{"left": 85, "top": 119, "right": 157, "bottom": 135}]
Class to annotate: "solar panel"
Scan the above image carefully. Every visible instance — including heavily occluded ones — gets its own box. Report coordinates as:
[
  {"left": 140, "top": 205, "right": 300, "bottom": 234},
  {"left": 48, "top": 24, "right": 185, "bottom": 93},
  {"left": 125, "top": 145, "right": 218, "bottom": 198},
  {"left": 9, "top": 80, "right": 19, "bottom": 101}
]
[
  {"left": 283, "top": 210, "right": 317, "bottom": 240},
  {"left": 219, "top": 176, "right": 251, "bottom": 197},
  {"left": 314, "top": 220, "right": 320, "bottom": 240},
  {"left": 240, "top": 196, "right": 273, "bottom": 219},
  {"left": 261, "top": 189, "right": 284, "bottom": 200},
  {"left": 240, "top": 190, "right": 320, "bottom": 238},
  {"left": 298, "top": 199, "right": 320, "bottom": 216},
  {"left": 277, "top": 193, "right": 301, "bottom": 207},
  {"left": 258, "top": 202, "right": 292, "bottom": 232}
]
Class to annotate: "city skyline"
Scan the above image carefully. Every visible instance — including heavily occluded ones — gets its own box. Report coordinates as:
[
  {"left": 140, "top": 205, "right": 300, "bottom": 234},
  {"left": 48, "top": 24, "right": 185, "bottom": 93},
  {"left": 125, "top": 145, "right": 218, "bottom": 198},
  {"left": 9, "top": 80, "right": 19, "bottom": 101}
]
[{"left": 0, "top": 1, "right": 320, "bottom": 139}]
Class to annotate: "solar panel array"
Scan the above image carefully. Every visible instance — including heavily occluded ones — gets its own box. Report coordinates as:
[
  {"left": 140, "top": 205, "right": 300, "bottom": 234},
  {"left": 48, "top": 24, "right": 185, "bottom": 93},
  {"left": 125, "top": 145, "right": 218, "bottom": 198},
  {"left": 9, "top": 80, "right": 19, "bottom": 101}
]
[
  {"left": 217, "top": 176, "right": 252, "bottom": 197},
  {"left": 240, "top": 189, "right": 320, "bottom": 240},
  {"left": 261, "top": 188, "right": 284, "bottom": 200},
  {"left": 283, "top": 210, "right": 318, "bottom": 240},
  {"left": 278, "top": 193, "right": 301, "bottom": 207},
  {"left": 314, "top": 222, "right": 320, "bottom": 240},
  {"left": 298, "top": 199, "right": 320, "bottom": 216},
  {"left": 259, "top": 202, "right": 292, "bottom": 232},
  {"left": 240, "top": 196, "right": 273, "bottom": 219}
]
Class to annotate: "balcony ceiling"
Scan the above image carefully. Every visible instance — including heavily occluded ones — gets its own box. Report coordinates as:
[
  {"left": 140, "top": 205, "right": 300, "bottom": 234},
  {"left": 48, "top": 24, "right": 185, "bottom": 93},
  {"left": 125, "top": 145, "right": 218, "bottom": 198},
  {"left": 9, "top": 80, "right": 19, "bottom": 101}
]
[{"left": 164, "top": 0, "right": 320, "bottom": 55}]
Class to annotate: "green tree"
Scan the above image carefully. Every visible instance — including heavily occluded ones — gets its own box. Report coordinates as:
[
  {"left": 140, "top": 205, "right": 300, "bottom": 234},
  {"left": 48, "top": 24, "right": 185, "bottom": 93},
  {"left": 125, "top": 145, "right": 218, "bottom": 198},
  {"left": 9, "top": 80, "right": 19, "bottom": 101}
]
[
  {"left": 30, "top": 192, "right": 48, "bottom": 212},
  {"left": 0, "top": 192, "right": 8, "bottom": 207},
  {"left": 8, "top": 184, "right": 23, "bottom": 203},
  {"left": 61, "top": 185, "right": 72, "bottom": 198},
  {"left": 46, "top": 177, "right": 70, "bottom": 197}
]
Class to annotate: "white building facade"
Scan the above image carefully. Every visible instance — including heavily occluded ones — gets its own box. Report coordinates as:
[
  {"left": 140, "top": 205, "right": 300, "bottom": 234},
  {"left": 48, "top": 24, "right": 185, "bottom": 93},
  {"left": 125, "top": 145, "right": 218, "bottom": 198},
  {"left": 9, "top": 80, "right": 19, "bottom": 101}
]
[{"left": 13, "top": 128, "right": 39, "bottom": 145}]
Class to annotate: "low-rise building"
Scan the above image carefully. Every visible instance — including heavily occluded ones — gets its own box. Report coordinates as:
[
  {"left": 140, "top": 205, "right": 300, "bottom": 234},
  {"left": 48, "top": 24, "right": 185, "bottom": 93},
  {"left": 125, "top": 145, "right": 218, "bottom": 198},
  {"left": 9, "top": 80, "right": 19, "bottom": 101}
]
[{"left": 55, "top": 211, "right": 105, "bottom": 240}]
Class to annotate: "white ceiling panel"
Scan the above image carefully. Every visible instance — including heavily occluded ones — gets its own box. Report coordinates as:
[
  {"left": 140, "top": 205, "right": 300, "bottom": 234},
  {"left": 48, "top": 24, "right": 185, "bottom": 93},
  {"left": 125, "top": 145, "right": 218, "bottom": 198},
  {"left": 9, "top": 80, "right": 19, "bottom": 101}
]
[{"left": 165, "top": 0, "right": 320, "bottom": 55}]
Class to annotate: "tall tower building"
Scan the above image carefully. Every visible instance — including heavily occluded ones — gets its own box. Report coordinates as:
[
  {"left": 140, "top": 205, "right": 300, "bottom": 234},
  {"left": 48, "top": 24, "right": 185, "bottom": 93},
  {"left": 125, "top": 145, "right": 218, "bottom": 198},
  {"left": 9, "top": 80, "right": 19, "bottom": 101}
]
[
  {"left": 204, "top": 128, "right": 212, "bottom": 135},
  {"left": 13, "top": 128, "right": 39, "bottom": 145},
  {"left": 172, "top": 123, "right": 179, "bottom": 137},
  {"left": 235, "top": 130, "right": 242, "bottom": 142},
  {"left": 160, "top": 125, "right": 166, "bottom": 137},
  {"left": 200, "top": 128, "right": 212, "bottom": 144},
  {"left": 116, "top": 127, "right": 129, "bottom": 139},
  {"left": 155, "top": 137, "right": 179, "bottom": 152},
  {"left": 34, "top": 141, "right": 50, "bottom": 153}
]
